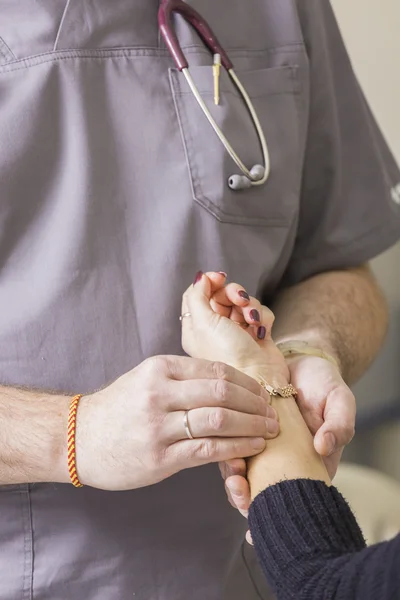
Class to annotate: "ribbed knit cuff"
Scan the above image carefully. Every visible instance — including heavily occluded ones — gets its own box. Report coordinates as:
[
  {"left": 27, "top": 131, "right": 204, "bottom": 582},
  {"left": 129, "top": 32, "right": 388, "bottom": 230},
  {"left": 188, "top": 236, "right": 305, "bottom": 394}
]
[{"left": 248, "top": 480, "right": 366, "bottom": 585}]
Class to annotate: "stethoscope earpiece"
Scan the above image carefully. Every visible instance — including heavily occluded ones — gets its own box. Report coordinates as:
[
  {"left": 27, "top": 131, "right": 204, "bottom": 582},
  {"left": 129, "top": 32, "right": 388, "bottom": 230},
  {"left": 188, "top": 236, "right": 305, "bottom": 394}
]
[
  {"left": 228, "top": 174, "right": 252, "bottom": 190},
  {"left": 228, "top": 165, "right": 266, "bottom": 191},
  {"left": 249, "top": 164, "right": 265, "bottom": 181}
]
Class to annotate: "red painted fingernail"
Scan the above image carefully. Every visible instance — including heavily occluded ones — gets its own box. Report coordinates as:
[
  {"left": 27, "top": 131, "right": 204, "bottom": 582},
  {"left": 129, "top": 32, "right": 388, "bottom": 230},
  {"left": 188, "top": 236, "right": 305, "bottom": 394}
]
[
  {"left": 238, "top": 290, "right": 250, "bottom": 301},
  {"left": 218, "top": 271, "right": 227, "bottom": 278},
  {"left": 250, "top": 309, "right": 260, "bottom": 322},
  {"left": 193, "top": 271, "right": 203, "bottom": 285},
  {"left": 257, "top": 326, "right": 266, "bottom": 340}
]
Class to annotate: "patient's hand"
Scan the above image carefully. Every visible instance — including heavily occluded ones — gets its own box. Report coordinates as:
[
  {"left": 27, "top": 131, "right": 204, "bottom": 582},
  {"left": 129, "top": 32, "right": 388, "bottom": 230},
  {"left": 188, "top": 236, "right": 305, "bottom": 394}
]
[
  {"left": 181, "top": 271, "right": 289, "bottom": 383},
  {"left": 182, "top": 271, "right": 293, "bottom": 523},
  {"left": 181, "top": 272, "right": 330, "bottom": 532}
]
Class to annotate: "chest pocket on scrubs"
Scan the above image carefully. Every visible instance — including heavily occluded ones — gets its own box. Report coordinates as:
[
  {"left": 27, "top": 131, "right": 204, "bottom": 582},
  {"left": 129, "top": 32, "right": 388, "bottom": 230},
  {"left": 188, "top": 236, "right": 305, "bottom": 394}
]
[{"left": 170, "top": 65, "right": 302, "bottom": 227}]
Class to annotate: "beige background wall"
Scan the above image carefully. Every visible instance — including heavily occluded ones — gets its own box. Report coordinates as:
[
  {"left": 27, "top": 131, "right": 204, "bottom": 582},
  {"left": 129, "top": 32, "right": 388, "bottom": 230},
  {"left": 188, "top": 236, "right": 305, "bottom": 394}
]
[{"left": 331, "top": 0, "right": 400, "bottom": 478}]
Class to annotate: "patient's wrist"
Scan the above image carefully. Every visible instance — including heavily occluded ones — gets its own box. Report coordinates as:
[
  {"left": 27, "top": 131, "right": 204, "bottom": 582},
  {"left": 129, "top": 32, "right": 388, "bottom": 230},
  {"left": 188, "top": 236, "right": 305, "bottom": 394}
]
[
  {"left": 248, "top": 398, "right": 331, "bottom": 498},
  {"left": 240, "top": 364, "right": 290, "bottom": 391},
  {"left": 242, "top": 366, "right": 331, "bottom": 497}
]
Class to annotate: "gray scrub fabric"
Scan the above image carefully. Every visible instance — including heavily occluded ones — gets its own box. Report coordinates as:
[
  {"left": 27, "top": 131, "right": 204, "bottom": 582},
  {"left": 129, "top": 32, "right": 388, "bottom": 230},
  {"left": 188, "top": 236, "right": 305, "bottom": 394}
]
[{"left": 0, "top": 1, "right": 399, "bottom": 599}]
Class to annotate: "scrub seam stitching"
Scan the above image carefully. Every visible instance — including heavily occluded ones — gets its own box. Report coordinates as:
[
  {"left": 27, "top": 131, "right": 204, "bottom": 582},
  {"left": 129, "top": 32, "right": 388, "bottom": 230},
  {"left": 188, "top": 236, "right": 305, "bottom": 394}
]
[
  {"left": 20, "top": 485, "right": 33, "bottom": 600},
  {"left": 0, "top": 37, "right": 16, "bottom": 62},
  {"left": 0, "top": 45, "right": 305, "bottom": 74}
]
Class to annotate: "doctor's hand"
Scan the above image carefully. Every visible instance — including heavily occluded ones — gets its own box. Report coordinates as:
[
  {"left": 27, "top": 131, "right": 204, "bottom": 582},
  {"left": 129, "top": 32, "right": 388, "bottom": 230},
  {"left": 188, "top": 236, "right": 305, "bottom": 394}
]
[
  {"left": 286, "top": 355, "right": 356, "bottom": 479},
  {"left": 222, "top": 355, "right": 356, "bottom": 528},
  {"left": 74, "top": 354, "right": 277, "bottom": 490}
]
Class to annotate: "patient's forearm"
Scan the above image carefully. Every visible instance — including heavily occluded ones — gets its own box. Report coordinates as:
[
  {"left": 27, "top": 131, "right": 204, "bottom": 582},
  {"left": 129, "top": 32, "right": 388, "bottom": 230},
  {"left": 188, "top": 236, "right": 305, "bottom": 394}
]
[{"left": 243, "top": 367, "right": 330, "bottom": 499}]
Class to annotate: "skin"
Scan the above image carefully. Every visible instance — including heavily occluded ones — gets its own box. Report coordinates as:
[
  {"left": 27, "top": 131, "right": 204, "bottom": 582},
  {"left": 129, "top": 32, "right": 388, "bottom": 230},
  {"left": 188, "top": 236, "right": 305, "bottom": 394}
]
[
  {"left": 0, "top": 266, "right": 385, "bottom": 500},
  {"left": 219, "top": 266, "right": 388, "bottom": 516},
  {"left": 0, "top": 273, "right": 281, "bottom": 488},
  {"left": 181, "top": 272, "right": 330, "bottom": 503},
  {"left": 272, "top": 265, "right": 388, "bottom": 385}
]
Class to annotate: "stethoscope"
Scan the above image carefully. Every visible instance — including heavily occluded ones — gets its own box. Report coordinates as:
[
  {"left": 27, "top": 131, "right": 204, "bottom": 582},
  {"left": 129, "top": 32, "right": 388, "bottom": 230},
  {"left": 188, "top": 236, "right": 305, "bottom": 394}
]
[{"left": 158, "top": 0, "right": 270, "bottom": 191}]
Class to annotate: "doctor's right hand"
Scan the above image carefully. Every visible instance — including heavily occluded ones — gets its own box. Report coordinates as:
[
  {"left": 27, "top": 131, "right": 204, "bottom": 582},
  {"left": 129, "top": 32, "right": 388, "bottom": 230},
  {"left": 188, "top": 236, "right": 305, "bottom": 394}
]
[{"left": 74, "top": 355, "right": 278, "bottom": 491}]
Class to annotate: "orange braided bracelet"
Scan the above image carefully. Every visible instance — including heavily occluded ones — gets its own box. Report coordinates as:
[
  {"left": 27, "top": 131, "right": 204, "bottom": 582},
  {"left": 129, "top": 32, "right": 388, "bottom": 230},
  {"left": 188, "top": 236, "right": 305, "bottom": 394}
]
[{"left": 67, "top": 394, "right": 84, "bottom": 488}]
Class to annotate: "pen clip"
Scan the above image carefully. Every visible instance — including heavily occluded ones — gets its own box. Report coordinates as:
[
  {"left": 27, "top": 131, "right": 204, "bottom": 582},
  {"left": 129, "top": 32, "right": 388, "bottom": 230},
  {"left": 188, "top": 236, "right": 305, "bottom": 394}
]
[{"left": 213, "top": 53, "right": 221, "bottom": 105}]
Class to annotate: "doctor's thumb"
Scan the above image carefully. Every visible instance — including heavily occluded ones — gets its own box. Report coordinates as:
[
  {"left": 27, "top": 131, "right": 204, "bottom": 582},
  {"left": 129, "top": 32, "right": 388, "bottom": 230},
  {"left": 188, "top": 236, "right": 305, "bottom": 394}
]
[{"left": 314, "top": 429, "right": 337, "bottom": 457}]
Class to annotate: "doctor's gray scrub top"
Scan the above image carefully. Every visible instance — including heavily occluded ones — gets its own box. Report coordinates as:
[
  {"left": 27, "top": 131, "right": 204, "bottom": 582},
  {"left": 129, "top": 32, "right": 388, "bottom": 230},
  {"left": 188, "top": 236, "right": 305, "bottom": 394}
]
[{"left": 0, "top": 1, "right": 399, "bottom": 599}]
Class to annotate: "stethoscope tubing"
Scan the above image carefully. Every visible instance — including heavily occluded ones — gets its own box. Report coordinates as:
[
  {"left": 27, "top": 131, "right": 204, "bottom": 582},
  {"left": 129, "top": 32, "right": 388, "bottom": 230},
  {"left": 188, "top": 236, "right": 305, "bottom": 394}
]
[{"left": 182, "top": 68, "right": 270, "bottom": 185}]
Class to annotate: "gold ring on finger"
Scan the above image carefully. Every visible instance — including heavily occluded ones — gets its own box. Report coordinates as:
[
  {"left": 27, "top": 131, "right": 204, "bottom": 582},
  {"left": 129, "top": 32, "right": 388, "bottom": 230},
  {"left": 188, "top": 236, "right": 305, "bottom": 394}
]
[{"left": 183, "top": 410, "right": 194, "bottom": 440}]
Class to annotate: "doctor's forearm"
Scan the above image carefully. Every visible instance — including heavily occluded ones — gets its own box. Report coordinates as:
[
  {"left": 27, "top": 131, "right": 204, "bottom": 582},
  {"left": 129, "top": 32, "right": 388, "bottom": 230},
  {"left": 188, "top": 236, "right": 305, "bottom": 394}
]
[
  {"left": 0, "top": 387, "right": 70, "bottom": 485},
  {"left": 271, "top": 265, "right": 388, "bottom": 384}
]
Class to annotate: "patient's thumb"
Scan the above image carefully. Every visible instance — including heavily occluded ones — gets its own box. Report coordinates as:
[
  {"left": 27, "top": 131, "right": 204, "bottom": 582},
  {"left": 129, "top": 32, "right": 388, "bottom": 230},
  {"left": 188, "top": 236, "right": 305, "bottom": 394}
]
[
  {"left": 193, "top": 270, "right": 212, "bottom": 296},
  {"left": 186, "top": 271, "right": 214, "bottom": 321}
]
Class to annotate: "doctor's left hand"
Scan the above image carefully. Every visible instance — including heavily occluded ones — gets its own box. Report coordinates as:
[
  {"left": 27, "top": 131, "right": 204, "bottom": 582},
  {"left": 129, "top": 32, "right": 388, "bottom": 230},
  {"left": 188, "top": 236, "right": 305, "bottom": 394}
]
[{"left": 222, "top": 355, "right": 356, "bottom": 530}]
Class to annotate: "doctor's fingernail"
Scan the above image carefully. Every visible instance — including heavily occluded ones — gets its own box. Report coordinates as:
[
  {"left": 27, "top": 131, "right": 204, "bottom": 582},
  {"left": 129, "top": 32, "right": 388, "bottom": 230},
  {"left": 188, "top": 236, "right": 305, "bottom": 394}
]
[
  {"left": 218, "top": 271, "right": 227, "bottom": 278},
  {"left": 266, "top": 418, "right": 279, "bottom": 435},
  {"left": 324, "top": 432, "right": 336, "bottom": 456},
  {"left": 257, "top": 326, "right": 266, "bottom": 340},
  {"left": 250, "top": 437, "right": 266, "bottom": 450},
  {"left": 193, "top": 271, "right": 203, "bottom": 285},
  {"left": 250, "top": 309, "right": 260, "bottom": 322},
  {"left": 238, "top": 290, "right": 250, "bottom": 301},
  {"left": 266, "top": 406, "right": 278, "bottom": 420},
  {"left": 227, "top": 483, "right": 242, "bottom": 498}
]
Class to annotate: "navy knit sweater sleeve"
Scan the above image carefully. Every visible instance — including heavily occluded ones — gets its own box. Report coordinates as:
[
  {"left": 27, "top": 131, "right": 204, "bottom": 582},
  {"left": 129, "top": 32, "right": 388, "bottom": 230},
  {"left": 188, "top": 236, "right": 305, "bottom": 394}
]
[{"left": 248, "top": 479, "right": 400, "bottom": 600}]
